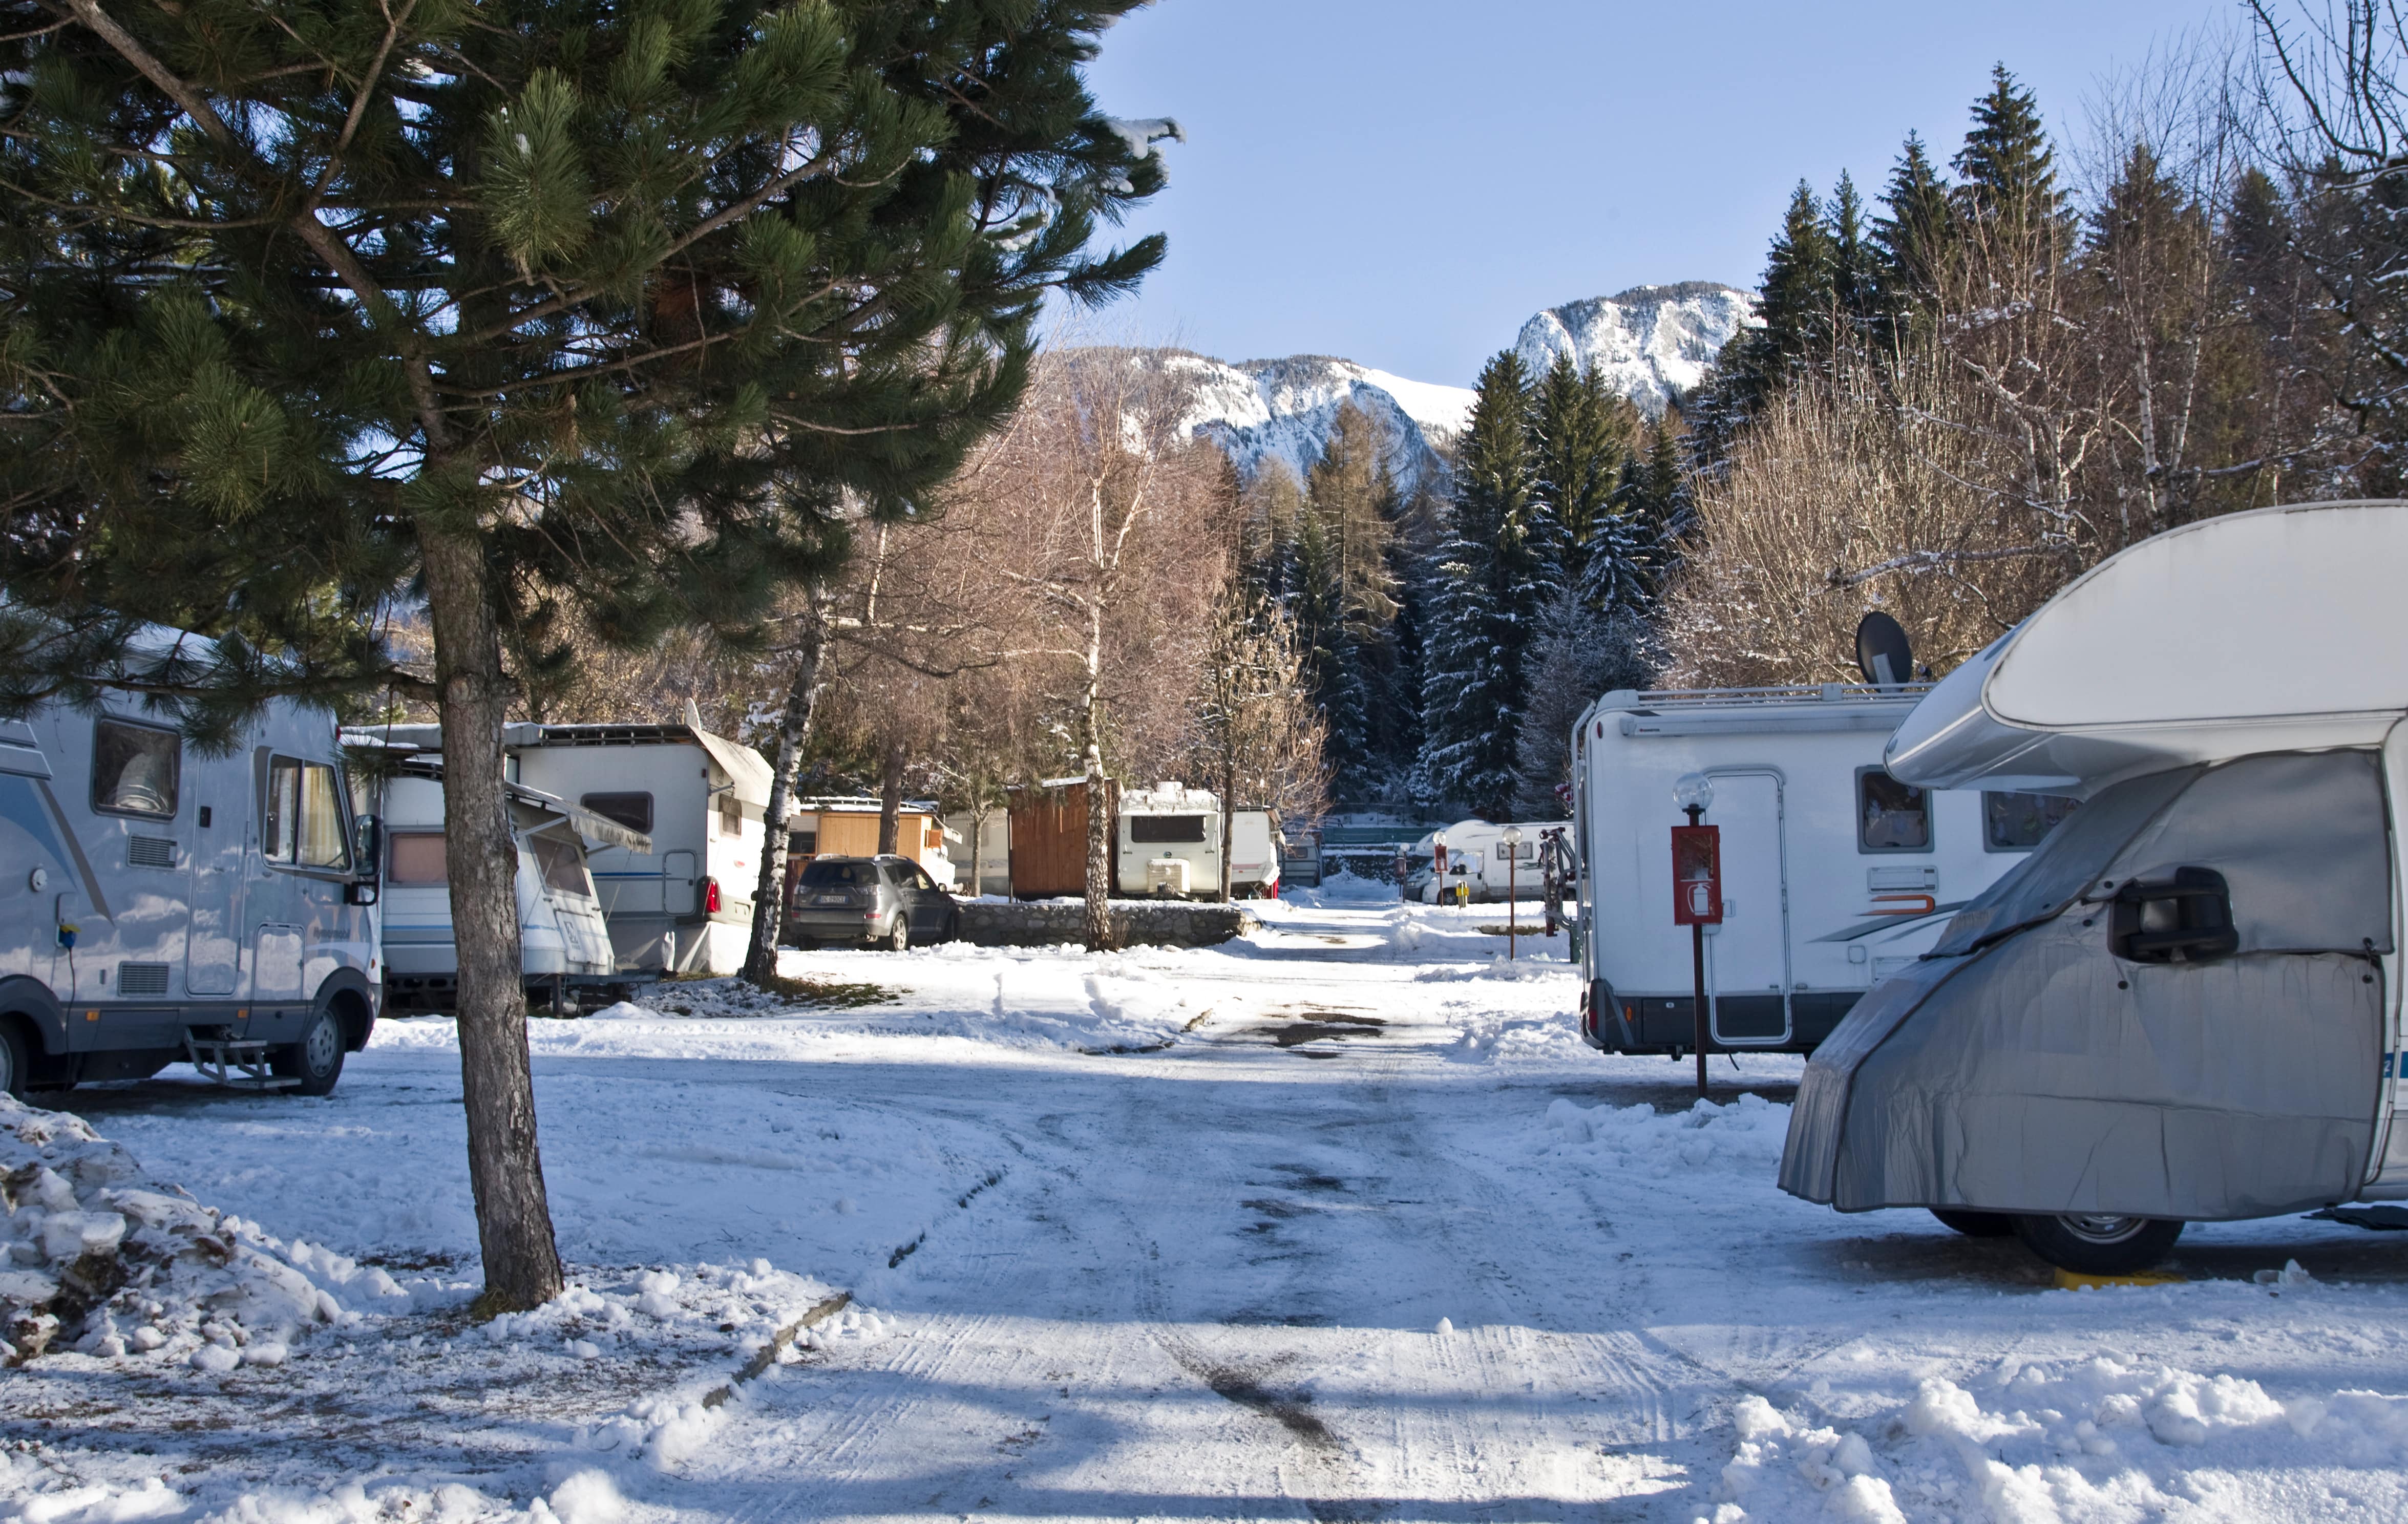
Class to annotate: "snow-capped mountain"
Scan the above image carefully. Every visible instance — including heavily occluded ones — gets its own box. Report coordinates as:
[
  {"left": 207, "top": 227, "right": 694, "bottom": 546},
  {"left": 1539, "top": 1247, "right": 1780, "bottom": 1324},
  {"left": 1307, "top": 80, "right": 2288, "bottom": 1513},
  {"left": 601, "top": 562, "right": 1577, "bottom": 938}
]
[
  {"left": 1171, "top": 353, "right": 1474, "bottom": 496},
  {"left": 1513, "top": 281, "right": 1756, "bottom": 415},
  {"left": 1165, "top": 281, "right": 1757, "bottom": 490}
]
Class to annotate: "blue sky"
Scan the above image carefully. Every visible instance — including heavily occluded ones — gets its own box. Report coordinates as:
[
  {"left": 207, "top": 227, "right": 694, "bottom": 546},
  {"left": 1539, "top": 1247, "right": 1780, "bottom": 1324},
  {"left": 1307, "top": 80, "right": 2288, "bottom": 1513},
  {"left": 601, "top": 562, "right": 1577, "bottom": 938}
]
[{"left": 1075, "top": 0, "right": 2242, "bottom": 386}]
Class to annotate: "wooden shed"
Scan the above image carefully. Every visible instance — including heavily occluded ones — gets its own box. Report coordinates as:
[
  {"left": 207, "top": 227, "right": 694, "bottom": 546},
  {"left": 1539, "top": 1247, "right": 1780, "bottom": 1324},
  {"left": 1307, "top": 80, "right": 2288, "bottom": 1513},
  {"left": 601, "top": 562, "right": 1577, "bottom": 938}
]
[{"left": 1006, "top": 777, "right": 1118, "bottom": 899}]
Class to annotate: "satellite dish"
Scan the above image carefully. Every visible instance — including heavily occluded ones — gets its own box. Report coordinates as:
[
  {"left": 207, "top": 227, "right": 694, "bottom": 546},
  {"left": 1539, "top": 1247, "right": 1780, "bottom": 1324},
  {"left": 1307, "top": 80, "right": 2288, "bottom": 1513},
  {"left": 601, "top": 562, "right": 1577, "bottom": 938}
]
[{"left": 1855, "top": 611, "right": 1914, "bottom": 688}]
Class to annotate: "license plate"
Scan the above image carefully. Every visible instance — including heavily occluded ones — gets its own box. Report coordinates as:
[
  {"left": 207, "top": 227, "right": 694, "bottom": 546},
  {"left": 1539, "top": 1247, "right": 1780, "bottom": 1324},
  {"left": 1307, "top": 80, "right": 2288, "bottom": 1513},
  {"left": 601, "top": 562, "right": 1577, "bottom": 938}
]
[{"left": 814, "top": 894, "right": 848, "bottom": 905}]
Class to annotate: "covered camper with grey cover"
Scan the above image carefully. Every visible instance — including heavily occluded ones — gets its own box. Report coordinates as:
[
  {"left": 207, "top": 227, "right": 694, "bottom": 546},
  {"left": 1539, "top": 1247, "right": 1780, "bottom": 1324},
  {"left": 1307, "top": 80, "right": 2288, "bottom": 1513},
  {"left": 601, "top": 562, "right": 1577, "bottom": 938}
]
[{"left": 1780, "top": 500, "right": 2408, "bottom": 1273}]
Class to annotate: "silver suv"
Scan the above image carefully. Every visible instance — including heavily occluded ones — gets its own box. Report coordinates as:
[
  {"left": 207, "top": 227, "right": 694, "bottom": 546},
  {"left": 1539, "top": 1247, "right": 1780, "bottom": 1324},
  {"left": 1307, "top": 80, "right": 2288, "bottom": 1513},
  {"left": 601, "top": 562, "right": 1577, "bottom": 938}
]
[{"left": 786, "top": 855, "right": 959, "bottom": 951}]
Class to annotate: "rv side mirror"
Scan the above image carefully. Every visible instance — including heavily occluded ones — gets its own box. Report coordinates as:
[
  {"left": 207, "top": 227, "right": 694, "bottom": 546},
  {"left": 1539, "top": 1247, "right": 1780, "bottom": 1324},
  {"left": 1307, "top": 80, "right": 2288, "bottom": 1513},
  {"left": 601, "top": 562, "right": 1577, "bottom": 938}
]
[
  {"left": 354, "top": 814, "right": 383, "bottom": 878},
  {"left": 2110, "top": 866, "right": 2237, "bottom": 965},
  {"left": 346, "top": 879, "right": 379, "bottom": 906}
]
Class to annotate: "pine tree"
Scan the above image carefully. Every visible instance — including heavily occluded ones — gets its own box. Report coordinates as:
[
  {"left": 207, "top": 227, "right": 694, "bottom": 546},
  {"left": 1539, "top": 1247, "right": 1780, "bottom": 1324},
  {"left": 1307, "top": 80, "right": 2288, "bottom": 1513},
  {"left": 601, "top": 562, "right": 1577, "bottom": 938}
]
[
  {"left": 0, "top": 0, "right": 1167, "bottom": 1311},
  {"left": 1873, "top": 132, "right": 1956, "bottom": 321},
  {"left": 1416, "top": 351, "right": 1547, "bottom": 819},
  {"left": 1688, "top": 181, "right": 1840, "bottom": 468},
  {"left": 1528, "top": 353, "right": 1635, "bottom": 597},
  {"left": 1954, "top": 64, "right": 2069, "bottom": 245},
  {"left": 1828, "top": 171, "right": 1884, "bottom": 340}
]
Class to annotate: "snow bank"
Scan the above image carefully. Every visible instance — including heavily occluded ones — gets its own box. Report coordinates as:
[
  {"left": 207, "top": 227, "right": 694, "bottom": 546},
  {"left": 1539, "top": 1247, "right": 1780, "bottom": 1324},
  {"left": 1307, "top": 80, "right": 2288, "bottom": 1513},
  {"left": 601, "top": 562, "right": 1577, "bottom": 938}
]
[
  {"left": 1, "top": 1096, "right": 438, "bottom": 1367},
  {"left": 1544, "top": 1092, "right": 1791, "bottom": 1173},
  {"left": 1700, "top": 1357, "right": 2408, "bottom": 1523}
]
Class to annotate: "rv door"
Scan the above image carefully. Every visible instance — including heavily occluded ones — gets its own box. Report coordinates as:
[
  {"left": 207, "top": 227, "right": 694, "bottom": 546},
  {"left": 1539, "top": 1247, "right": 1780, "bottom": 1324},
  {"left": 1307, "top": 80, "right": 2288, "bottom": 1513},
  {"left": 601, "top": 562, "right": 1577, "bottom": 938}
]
[
  {"left": 185, "top": 751, "right": 245, "bottom": 994},
  {"left": 663, "top": 849, "right": 699, "bottom": 916},
  {"left": 1704, "top": 770, "right": 1794, "bottom": 1046}
]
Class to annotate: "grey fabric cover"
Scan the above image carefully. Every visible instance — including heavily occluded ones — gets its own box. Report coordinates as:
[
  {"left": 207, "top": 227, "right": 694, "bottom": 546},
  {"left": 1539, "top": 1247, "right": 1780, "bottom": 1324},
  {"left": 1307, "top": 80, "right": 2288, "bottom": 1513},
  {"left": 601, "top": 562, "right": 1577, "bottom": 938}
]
[{"left": 1780, "top": 750, "right": 2391, "bottom": 1219}]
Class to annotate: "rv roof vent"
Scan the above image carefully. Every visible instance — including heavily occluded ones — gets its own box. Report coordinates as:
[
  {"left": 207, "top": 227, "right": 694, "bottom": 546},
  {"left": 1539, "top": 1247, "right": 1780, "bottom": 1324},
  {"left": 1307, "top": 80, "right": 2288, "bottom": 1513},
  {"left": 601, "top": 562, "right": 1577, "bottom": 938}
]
[
  {"left": 118, "top": 962, "right": 170, "bottom": 998},
  {"left": 128, "top": 835, "right": 178, "bottom": 869},
  {"left": 1855, "top": 611, "right": 1914, "bottom": 688}
]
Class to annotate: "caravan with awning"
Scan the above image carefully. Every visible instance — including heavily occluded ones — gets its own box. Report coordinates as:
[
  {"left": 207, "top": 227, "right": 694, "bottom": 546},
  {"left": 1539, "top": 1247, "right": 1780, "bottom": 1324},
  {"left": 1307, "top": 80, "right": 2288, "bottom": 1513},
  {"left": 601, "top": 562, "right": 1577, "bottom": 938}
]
[{"left": 1781, "top": 500, "right": 2408, "bottom": 1273}]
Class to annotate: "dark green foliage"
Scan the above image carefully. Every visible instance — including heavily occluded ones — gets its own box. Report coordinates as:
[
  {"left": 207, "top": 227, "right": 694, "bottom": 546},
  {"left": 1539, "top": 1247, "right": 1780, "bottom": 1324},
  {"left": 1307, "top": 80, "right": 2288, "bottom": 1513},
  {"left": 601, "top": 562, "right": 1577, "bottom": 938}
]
[
  {"left": 1873, "top": 133, "right": 1954, "bottom": 321},
  {"left": 0, "top": 0, "right": 1169, "bottom": 720},
  {"left": 1416, "top": 350, "right": 1549, "bottom": 818},
  {"left": 1953, "top": 64, "right": 2070, "bottom": 241}
]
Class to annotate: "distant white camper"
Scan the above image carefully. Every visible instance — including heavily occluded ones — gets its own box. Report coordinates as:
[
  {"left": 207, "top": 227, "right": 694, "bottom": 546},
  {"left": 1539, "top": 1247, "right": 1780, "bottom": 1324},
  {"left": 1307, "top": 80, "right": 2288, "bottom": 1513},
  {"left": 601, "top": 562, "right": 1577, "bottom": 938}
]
[
  {"left": 1570, "top": 686, "right": 2049, "bottom": 1059},
  {"left": 364, "top": 720, "right": 773, "bottom": 977},
  {"left": 1228, "top": 809, "right": 1285, "bottom": 898},
  {"left": 358, "top": 752, "right": 650, "bottom": 1015},
  {"left": 1115, "top": 782, "right": 1221, "bottom": 898},
  {"left": 1, "top": 685, "right": 381, "bottom": 1100},
  {"left": 1410, "top": 818, "right": 1564, "bottom": 904}
]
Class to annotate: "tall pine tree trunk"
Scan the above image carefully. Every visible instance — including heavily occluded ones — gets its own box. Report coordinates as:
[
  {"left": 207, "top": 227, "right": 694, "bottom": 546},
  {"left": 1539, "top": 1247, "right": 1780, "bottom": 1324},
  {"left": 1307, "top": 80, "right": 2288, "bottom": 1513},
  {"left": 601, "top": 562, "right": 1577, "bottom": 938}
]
[
  {"left": 743, "top": 591, "right": 827, "bottom": 986},
  {"left": 1082, "top": 598, "right": 1113, "bottom": 950},
  {"left": 418, "top": 520, "right": 565, "bottom": 1314},
  {"left": 877, "top": 738, "right": 905, "bottom": 855}
]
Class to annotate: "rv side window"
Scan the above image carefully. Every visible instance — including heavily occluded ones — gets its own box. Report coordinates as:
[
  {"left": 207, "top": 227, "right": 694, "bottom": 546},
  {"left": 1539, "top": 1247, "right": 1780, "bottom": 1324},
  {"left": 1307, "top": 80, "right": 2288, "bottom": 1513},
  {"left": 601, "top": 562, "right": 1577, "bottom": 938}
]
[
  {"left": 718, "top": 793, "right": 743, "bottom": 836},
  {"left": 263, "top": 757, "right": 352, "bottom": 869},
  {"left": 1494, "top": 839, "right": 1536, "bottom": 862},
  {"left": 1982, "top": 790, "right": 2079, "bottom": 852},
  {"left": 91, "top": 720, "right": 180, "bottom": 818},
  {"left": 581, "top": 792, "right": 653, "bottom": 833},
  {"left": 789, "top": 830, "right": 818, "bottom": 856},
  {"left": 1856, "top": 768, "right": 1931, "bottom": 852},
  {"left": 387, "top": 831, "right": 448, "bottom": 884},
  {"left": 530, "top": 834, "right": 594, "bottom": 896},
  {"left": 1130, "top": 814, "right": 1207, "bottom": 844}
]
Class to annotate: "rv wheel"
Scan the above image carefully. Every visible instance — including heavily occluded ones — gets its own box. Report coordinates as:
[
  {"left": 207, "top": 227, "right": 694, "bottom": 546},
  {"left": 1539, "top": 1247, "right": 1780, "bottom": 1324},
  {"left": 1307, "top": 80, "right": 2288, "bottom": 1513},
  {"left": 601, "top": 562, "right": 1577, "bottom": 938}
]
[
  {"left": 2014, "top": 1213, "right": 2183, "bottom": 1275},
  {"left": 0, "top": 1021, "right": 26, "bottom": 1102},
  {"left": 273, "top": 1008, "right": 347, "bottom": 1097},
  {"left": 1930, "top": 1209, "right": 2017, "bottom": 1238}
]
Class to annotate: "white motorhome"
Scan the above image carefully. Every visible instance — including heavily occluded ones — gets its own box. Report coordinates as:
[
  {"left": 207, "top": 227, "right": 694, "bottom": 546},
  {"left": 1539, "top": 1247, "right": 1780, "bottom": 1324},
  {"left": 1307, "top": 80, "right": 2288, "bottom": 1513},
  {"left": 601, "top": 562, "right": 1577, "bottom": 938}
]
[
  {"left": 1411, "top": 818, "right": 1567, "bottom": 904},
  {"left": 1228, "top": 809, "right": 1284, "bottom": 898},
  {"left": 1783, "top": 500, "right": 2408, "bottom": 1274},
  {"left": 507, "top": 723, "right": 773, "bottom": 976},
  {"left": 1, "top": 687, "right": 381, "bottom": 1100},
  {"left": 1571, "top": 687, "right": 2050, "bottom": 1057},
  {"left": 1115, "top": 782, "right": 1222, "bottom": 898},
  {"left": 363, "top": 755, "right": 649, "bottom": 1015}
]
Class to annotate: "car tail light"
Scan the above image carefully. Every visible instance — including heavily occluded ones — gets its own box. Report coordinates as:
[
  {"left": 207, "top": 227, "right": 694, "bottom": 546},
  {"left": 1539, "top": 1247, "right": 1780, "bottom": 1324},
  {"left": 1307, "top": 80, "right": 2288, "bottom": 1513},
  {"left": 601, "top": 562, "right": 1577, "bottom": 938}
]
[{"left": 704, "top": 878, "right": 721, "bottom": 914}]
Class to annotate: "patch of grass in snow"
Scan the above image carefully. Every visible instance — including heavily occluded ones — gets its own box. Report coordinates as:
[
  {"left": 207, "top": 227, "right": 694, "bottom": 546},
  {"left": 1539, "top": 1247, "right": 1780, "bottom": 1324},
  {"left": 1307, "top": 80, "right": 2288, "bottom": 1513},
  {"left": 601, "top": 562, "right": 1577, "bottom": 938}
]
[{"left": 647, "top": 971, "right": 898, "bottom": 1013}]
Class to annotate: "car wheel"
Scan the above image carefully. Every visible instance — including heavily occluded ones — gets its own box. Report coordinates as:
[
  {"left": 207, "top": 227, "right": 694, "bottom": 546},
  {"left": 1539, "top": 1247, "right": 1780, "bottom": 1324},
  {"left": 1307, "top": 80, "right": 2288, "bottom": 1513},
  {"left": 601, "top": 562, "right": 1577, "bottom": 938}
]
[
  {"left": 0, "top": 1021, "right": 27, "bottom": 1102},
  {"left": 273, "top": 1007, "right": 347, "bottom": 1097},
  {"left": 2014, "top": 1213, "right": 2183, "bottom": 1275},
  {"left": 888, "top": 917, "right": 909, "bottom": 952},
  {"left": 1931, "top": 1208, "right": 2017, "bottom": 1238}
]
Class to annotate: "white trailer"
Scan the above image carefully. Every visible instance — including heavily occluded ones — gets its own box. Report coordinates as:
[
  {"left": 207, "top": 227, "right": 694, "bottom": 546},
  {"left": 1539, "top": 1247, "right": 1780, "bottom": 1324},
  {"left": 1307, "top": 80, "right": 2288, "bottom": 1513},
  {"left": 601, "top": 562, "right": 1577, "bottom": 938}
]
[
  {"left": 363, "top": 756, "right": 649, "bottom": 1015},
  {"left": 1, "top": 679, "right": 381, "bottom": 1099},
  {"left": 1571, "top": 686, "right": 2053, "bottom": 1057},
  {"left": 1228, "top": 809, "right": 1284, "bottom": 898},
  {"left": 1115, "top": 781, "right": 1221, "bottom": 898},
  {"left": 1412, "top": 818, "right": 1566, "bottom": 904},
  {"left": 366, "top": 719, "right": 774, "bottom": 976}
]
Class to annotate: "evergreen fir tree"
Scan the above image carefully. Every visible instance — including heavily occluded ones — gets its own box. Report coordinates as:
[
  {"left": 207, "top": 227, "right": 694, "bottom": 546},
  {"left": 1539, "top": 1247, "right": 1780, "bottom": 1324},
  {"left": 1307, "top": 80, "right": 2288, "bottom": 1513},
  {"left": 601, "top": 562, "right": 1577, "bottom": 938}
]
[
  {"left": 1528, "top": 353, "right": 1634, "bottom": 598},
  {"left": 1873, "top": 132, "right": 1956, "bottom": 320},
  {"left": 1828, "top": 171, "right": 1884, "bottom": 339},
  {"left": 1954, "top": 64, "right": 2069, "bottom": 242},
  {"left": 1687, "top": 181, "right": 1839, "bottom": 469},
  {"left": 1416, "top": 351, "right": 1547, "bottom": 818}
]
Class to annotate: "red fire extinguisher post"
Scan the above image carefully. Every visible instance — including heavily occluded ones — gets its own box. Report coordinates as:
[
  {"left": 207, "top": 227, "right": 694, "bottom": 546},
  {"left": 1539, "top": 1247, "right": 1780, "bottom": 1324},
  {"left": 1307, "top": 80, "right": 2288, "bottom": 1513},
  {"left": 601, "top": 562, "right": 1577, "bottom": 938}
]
[{"left": 1672, "top": 808, "right": 1723, "bottom": 1098}]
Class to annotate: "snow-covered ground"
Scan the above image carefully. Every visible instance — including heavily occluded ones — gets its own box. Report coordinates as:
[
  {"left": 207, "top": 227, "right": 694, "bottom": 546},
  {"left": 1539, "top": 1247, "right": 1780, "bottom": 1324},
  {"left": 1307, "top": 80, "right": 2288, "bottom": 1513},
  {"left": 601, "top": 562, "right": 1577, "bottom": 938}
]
[{"left": 9, "top": 892, "right": 2408, "bottom": 1523}]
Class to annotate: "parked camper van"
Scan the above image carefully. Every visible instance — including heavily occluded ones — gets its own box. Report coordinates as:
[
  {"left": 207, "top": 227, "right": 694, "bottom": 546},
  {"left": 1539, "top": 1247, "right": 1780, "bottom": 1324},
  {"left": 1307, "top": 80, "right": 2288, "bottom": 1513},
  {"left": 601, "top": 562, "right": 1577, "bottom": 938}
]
[
  {"left": 1280, "top": 826, "right": 1324, "bottom": 890},
  {"left": 1572, "top": 687, "right": 2046, "bottom": 1057},
  {"left": 950, "top": 806, "right": 1011, "bottom": 897},
  {"left": 1782, "top": 501, "right": 2408, "bottom": 1274},
  {"left": 1117, "top": 782, "right": 1222, "bottom": 898},
  {"left": 1228, "top": 809, "right": 1284, "bottom": 898},
  {"left": 1413, "top": 818, "right": 1566, "bottom": 904},
  {"left": 0, "top": 692, "right": 380, "bottom": 1100},
  {"left": 363, "top": 754, "right": 649, "bottom": 1015},
  {"left": 503, "top": 723, "right": 773, "bottom": 977}
]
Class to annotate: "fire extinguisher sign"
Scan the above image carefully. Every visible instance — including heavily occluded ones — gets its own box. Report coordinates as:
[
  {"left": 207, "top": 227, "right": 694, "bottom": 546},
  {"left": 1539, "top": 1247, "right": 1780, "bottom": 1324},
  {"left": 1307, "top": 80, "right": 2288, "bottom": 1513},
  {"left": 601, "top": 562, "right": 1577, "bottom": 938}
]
[{"left": 1672, "top": 824, "right": 1723, "bottom": 925}]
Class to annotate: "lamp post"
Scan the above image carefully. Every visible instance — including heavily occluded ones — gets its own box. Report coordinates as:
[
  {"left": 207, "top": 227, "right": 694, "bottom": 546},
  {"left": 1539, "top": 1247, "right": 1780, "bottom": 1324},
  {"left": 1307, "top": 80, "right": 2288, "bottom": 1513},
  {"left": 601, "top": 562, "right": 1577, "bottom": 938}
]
[
  {"left": 1501, "top": 826, "right": 1526, "bottom": 959},
  {"left": 1430, "top": 829, "right": 1447, "bottom": 909}
]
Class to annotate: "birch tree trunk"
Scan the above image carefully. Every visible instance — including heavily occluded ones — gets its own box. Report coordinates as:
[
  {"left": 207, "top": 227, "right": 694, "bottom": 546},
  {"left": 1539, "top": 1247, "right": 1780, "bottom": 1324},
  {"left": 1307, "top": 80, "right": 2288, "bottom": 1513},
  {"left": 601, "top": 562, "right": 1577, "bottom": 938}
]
[
  {"left": 1082, "top": 597, "right": 1113, "bottom": 950},
  {"left": 419, "top": 520, "right": 564, "bottom": 1314},
  {"left": 743, "top": 591, "right": 828, "bottom": 986}
]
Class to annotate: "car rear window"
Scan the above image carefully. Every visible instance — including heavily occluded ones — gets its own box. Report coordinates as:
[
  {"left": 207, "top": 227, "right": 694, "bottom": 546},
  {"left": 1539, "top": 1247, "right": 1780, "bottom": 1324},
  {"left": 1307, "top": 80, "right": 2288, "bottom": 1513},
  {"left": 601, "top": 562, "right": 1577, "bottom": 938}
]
[{"left": 799, "top": 859, "right": 881, "bottom": 888}]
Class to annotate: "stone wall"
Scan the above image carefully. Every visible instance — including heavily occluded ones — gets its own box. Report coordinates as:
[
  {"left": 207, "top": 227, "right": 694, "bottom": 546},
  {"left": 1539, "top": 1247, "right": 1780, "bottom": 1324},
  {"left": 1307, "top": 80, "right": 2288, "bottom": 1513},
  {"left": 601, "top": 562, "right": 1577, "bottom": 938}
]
[{"left": 955, "top": 899, "right": 1257, "bottom": 949}]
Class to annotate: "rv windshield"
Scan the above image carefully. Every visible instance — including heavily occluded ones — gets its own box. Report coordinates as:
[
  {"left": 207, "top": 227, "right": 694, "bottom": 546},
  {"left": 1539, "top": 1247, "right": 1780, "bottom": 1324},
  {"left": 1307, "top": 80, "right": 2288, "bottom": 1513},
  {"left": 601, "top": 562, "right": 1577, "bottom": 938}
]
[
  {"left": 1131, "top": 814, "right": 1207, "bottom": 844},
  {"left": 799, "top": 859, "right": 883, "bottom": 888},
  {"left": 1929, "top": 767, "right": 2198, "bottom": 957}
]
